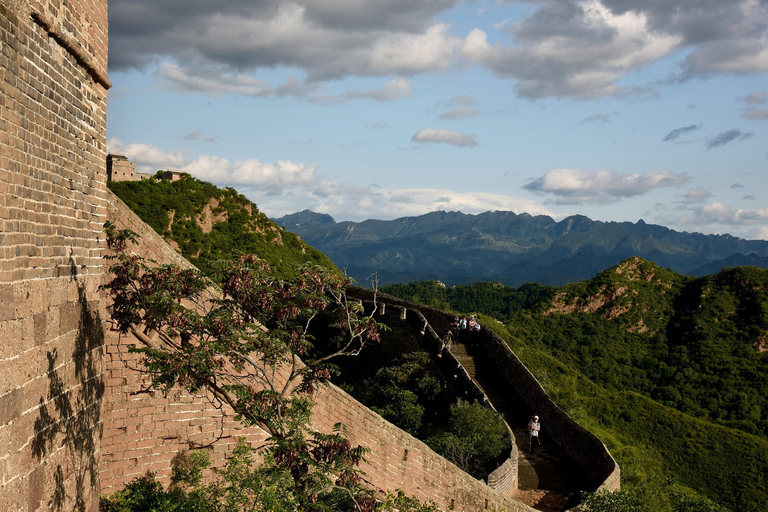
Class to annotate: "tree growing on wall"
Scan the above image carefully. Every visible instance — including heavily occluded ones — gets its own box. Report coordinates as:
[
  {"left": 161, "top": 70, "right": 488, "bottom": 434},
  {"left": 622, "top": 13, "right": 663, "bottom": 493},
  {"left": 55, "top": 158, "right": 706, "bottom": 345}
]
[{"left": 101, "top": 222, "right": 436, "bottom": 511}]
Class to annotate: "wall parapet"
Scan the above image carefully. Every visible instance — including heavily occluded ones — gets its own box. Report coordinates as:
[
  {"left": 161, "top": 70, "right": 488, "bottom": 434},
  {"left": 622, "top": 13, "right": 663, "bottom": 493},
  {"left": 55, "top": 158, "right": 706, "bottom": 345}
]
[
  {"left": 358, "top": 297, "right": 519, "bottom": 499},
  {"left": 349, "top": 287, "right": 621, "bottom": 493}
]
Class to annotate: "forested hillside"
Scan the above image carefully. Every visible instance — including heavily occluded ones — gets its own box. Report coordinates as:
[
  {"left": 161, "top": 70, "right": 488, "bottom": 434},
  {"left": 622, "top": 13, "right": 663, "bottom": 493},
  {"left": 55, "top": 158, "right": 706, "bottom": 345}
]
[
  {"left": 383, "top": 258, "right": 768, "bottom": 511},
  {"left": 276, "top": 210, "right": 768, "bottom": 287},
  {"left": 109, "top": 175, "right": 335, "bottom": 277}
]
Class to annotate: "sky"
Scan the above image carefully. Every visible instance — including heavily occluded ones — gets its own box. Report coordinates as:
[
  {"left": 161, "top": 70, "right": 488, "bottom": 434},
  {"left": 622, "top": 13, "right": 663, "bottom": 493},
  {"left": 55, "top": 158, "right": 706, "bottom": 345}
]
[{"left": 106, "top": 0, "right": 768, "bottom": 240}]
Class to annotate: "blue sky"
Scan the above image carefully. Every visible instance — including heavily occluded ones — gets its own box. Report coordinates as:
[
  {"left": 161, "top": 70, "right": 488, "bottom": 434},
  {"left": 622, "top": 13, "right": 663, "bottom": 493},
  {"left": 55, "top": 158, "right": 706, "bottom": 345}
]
[{"left": 107, "top": 0, "right": 768, "bottom": 239}]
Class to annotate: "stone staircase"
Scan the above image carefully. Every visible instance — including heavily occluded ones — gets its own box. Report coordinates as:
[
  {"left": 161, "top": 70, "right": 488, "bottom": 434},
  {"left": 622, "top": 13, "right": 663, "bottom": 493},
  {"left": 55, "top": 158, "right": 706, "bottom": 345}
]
[{"left": 449, "top": 341, "right": 588, "bottom": 512}]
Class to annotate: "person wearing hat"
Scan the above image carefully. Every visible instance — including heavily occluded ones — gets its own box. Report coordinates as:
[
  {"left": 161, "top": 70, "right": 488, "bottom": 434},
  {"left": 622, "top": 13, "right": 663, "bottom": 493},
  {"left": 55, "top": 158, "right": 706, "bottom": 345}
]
[{"left": 527, "top": 415, "right": 541, "bottom": 453}]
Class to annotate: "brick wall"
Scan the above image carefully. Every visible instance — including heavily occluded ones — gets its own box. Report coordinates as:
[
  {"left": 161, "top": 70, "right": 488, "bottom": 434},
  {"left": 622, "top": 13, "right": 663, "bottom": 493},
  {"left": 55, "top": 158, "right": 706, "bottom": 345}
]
[
  {"left": 100, "top": 190, "right": 272, "bottom": 493},
  {"left": 102, "top": 192, "right": 536, "bottom": 511},
  {"left": 0, "top": 1, "right": 109, "bottom": 511},
  {"left": 349, "top": 288, "right": 621, "bottom": 492}
]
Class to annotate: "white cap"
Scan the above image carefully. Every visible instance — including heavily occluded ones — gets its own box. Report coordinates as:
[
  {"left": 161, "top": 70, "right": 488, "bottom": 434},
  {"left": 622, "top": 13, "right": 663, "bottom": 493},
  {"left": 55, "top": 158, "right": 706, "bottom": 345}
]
[{"left": 534, "top": 416, "right": 539, "bottom": 420}]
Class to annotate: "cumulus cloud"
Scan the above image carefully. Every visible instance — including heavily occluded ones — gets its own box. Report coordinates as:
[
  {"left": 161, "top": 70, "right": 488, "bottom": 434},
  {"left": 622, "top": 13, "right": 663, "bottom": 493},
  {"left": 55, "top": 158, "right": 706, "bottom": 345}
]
[
  {"left": 683, "top": 188, "right": 712, "bottom": 204},
  {"left": 462, "top": 2, "right": 683, "bottom": 99},
  {"left": 742, "top": 108, "right": 768, "bottom": 120},
  {"left": 158, "top": 63, "right": 413, "bottom": 103},
  {"left": 412, "top": 128, "right": 478, "bottom": 147},
  {"left": 740, "top": 91, "right": 767, "bottom": 105},
  {"left": 686, "top": 202, "right": 768, "bottom": 225},
  {"left": 524, "top": 168, "right": 689, "bottom": 204},
  {"left": 706, "top": 129, "right": 754, "bottom": 149},
  {"left": 663, "top": 124, "right": 702, "bottom": 142},
  {"left": 255, "top": 183, "right": 557, "bottom": 221},
  {"left": 107, "top": 138, "right": 190, "bottom": 172},
  {"left": 107, "top": 138, "right": 315, "bottom": 192},
  {"left": 580, "top": 113, "right": 613, "bottom": 124},
  {"left": 111, "top": 1, "right": 464, "bottom": 80},
  {"left": 663, "top": 201, "right": 768, "bottom": 240},
  {"left": 439, "top": 107, "right": 479, "bottom": 120},
  {"left": 184, "top": 130, "right": 202, "bottom": 141},
  {"left": 338, "top": 78, "right": 413, "bottom": 102},
  {"left": 110, "top": 0, "right": 768, "bottom": 100},
  {"left": 185, "top": 156, "right": 317, "bottom": 192},
  {"left": 437, "top": 95, "right": 478, "bottom": 108}
]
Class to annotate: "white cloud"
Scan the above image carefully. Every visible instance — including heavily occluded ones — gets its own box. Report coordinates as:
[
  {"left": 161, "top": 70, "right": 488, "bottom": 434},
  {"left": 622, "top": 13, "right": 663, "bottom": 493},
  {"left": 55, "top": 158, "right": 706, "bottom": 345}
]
[
  {"left": 158, "top": 63, "right": 413, "bottom": 104},
  {"left": 412, "top": 128, "right": 478, "bottom": 147},
  {"left": 462, "top": 2, "right": 682, "bottom": 99},
  {"left": 107, "top": 138, "right": 190, "bottom": 172},
  {"left": 683, "top": 188, "right": 712, "bottom": 204},
  {"left": 439, "top": 107, "right": 479, "bottom": 120},
  {"left": 252, "top": 183, "right": 557, "bottom": 222},
  {"left": 743, "top": 108, "right": 768, "bottom": 120},
  {"left": 184, "top": 156, "right": 317, "bottom": 191},
  {"left": 111, "top": 0, "right": 768, "bottom": 101},
  {"left": 339, "top": 78, "right": 413, "bottom": 102},
  {"left": 680, "top": 202, "right": 768, "bottom": 226},
  {"left": 107, "top": 139, "right": 315, "bottom": 192},
  {"left": 524, "top": 168, "right": 689, "bottom": 204},
  {"left": 740, "top": 91, "right": 767, "bottom": 105}
]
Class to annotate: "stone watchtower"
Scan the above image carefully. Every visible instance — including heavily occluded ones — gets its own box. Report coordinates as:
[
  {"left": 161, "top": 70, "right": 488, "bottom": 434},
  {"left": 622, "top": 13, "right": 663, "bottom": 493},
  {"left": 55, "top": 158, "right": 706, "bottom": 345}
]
[
  {"left": 0, "top": 1, "right": 110, "bottom": 511},
  {"left": 107, "top": 153, "right": 138, "bottom": 182}
]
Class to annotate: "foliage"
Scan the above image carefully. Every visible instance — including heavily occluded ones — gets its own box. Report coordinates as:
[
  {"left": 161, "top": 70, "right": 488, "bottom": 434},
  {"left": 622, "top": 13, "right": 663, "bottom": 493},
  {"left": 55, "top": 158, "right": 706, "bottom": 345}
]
[
  {"left": 102, "top": 439, "right": 439, "bottom": 512},
  {"left": 576, "top": 490, "right": 642, "bottom": 512},
  {"left": 425, "top": 400, "right": 512, "bottom": 479},
  {"left": 349, "top": 352, "right": 441, "bottom": 435},
  {"left": 100, "top": 226, "right": 433, "bottom": 512},
  {"left": 331, "top": 322, "right": 511, "bottom": 481},
  {"left": 109, "top": 175, "right": 335, "bottom": 278},
  {"left": 385, "top": 258, "right": 768, "bottom": 511}
]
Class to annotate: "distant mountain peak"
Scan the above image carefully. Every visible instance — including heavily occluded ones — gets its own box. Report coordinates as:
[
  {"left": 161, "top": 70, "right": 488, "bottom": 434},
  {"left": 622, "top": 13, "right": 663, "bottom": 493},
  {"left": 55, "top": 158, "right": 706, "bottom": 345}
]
[{"left": 275, "top": 209, "right": 768, "bottom": 287}]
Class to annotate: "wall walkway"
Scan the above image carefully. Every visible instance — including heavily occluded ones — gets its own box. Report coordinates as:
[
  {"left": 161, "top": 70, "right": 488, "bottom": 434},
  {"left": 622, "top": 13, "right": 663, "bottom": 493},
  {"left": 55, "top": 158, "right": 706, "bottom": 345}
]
[{"left": 347, "top": 287, "right": 621, "bottom": 511}]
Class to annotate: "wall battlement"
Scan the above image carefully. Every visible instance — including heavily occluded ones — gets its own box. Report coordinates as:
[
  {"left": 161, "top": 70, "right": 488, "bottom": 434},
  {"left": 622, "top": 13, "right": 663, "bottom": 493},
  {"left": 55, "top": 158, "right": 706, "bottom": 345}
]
[{"left": 348, "top": 288, "right": 621, "bottom": 494}]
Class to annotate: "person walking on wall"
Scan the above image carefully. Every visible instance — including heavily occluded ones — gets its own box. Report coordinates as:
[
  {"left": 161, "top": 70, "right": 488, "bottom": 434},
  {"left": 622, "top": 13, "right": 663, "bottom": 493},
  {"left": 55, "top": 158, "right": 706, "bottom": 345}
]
[{"left": 527, "top": 415, "right": 541, "bottom": 453}]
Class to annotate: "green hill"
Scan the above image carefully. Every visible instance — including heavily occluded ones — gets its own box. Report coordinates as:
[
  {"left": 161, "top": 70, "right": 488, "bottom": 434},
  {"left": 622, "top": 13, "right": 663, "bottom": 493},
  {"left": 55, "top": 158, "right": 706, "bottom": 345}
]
[
  {"left": 275, "top": 210, "right": 768, "bottom": 287},
  {"left": 383, "top": 258, "right": 768, "bottom": 511},
  {"left": 109, "top": 175, "right": 335, "bottom": 278}
]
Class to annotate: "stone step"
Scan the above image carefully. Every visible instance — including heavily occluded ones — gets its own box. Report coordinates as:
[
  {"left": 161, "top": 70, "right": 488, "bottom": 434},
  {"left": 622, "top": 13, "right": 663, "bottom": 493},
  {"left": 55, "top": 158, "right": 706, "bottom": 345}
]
[{"left": 451, "top": 341, "right": 586, "bottom": 512}]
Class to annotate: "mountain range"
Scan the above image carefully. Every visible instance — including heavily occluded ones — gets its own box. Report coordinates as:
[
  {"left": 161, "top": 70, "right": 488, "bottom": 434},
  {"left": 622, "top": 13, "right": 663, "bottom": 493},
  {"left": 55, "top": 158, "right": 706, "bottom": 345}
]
[{"left": 274, "top": 210, "right": 768, "bottom": 286}]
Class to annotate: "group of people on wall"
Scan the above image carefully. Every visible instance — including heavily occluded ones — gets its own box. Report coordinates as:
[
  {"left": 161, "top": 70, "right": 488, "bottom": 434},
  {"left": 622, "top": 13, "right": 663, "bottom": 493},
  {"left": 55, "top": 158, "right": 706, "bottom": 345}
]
[{"left": 447, "top": 314, "right": 482, "bottom": 346}]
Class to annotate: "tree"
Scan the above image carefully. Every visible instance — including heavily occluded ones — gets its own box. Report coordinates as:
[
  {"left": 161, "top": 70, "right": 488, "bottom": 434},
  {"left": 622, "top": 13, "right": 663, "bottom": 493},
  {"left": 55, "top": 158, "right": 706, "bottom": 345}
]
[
  {"left": 425, "top": 400, "right": 512, "bottom": 479},
  {"left": 101, "top": 222, "right": 409, "bottom": 511}
]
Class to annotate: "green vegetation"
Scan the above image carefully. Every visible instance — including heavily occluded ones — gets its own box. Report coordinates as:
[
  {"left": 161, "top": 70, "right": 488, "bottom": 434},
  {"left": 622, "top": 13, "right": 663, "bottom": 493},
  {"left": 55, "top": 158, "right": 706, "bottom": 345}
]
[
  {"left": 330, "top": 327, "right": 511, "bottom": 480},
  {"left": 101, "top": 226, "right": 435, "bottom": 512},
  {"left": 109, "top": 175, "right": 334, "bottom": 278},
  {"left": 425, "top": 400, "right": 512, "bottom": 478},
  {"left": 102, "top": 440, "right": 439, "bottom": 512},
  {"left": 383, "top": 258, "right": 768, "bottom": 511}
]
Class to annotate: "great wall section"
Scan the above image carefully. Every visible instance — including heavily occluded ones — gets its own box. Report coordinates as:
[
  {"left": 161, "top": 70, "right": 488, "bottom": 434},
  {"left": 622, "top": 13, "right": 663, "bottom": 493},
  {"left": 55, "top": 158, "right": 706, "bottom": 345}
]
[{"left": 0, "top": 2, "right": 618, "bottom": 511}]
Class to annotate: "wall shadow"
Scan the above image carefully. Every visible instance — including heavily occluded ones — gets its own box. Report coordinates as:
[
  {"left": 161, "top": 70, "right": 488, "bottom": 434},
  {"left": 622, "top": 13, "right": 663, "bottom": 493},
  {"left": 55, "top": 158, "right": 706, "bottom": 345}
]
[{"left": 32, "top": 264, "right": 104, "bottom": 512}]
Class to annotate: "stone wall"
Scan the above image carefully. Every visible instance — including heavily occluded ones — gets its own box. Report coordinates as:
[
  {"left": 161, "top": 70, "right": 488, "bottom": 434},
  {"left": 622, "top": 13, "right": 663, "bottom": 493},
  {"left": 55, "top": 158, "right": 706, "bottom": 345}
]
[
  {"left": 106, "top": 154, "right": 138, "bottom": 182},
  {"left": 356, "top": 299, "right": 520, "bottom": 498},
  {"left": 0, "top": 1, "right": 109, "bottom": 511},
  {"left": 100, "top": 190, "right": 272, "bottom": 493},
  {"left": 101, "top": 191, "right": 536, "bottom": 511},
  {"left": 349, "top": 288, "right": 621, "bottom": 492}
]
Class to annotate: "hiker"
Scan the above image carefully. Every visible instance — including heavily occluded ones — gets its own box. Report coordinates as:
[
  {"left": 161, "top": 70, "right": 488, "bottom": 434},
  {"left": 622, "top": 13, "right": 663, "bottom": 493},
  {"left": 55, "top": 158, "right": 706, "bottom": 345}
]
[
  {"left": 468, "top": 315, "right": 479, "bottom": 344},
  {"left": 443, "top": 330, "right": 453, "bottom": 351},
  {"left": 459, "top": 316, "right": 468, "bottom": 341},
  {"left": 527, "top": 415, "right": 541, "bottom": 453},
  {"left": 450, "top": 316, "right": 460, "bottom": 340}
]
